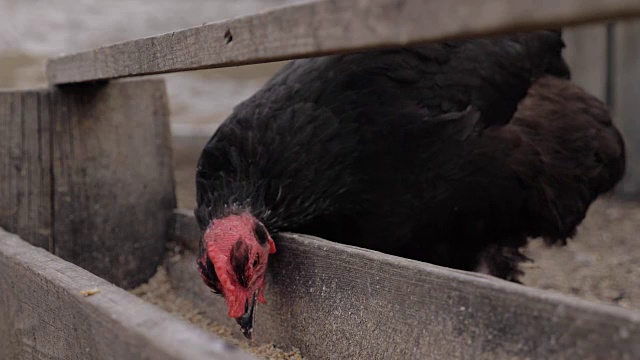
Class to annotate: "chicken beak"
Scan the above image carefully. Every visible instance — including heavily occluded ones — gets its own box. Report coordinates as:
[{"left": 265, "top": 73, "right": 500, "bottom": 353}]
[{"left": 235, "top": 291, "right": 257, "bottom": 339}]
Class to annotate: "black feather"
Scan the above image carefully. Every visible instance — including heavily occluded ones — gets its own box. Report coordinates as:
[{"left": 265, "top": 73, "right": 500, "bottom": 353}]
[{"left": 195, "top": 30, "right": 625, "bottom": 282}]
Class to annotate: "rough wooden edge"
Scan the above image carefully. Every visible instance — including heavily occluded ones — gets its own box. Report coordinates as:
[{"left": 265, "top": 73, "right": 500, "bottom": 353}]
[
  {"left": 46, "top": 0, "right": 640, "bottom": 84},
  {"left": 0, "top": 227, "right": 257, "bottom": 360},
  {"left": 170, "top": 210, "right": 640, "bottom": 359},
  {"left": 0, "top": 87, "right": 50, "bottom": 93}
]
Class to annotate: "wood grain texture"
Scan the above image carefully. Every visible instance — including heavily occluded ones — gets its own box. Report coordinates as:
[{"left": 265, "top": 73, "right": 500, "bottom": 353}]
[
  {"left": 0, "top": 227, "right": 257, "bottom": 360},
  {"left": 563, "top": 24, "right": 609, "bottom": 101},
  {"left": 46, "top": 0, "right": 640, "bottom": 84},
  {"left": 169, "top": 211, "right": 640, "bottom": 360},
  {"left": 0, "top": 89, "right": 52, "bottom": 250},
  {"left": 51, "top": 79, "right": 176, "bottom": 289},
  {"left": 612, "top": 20, "right": 640, "bottom": 200}
]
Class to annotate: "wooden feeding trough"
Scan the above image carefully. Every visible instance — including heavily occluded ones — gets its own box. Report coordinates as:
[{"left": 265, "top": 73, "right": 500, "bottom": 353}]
[{"left": 2, "top": 0, "right": 640, "bottom": 359}]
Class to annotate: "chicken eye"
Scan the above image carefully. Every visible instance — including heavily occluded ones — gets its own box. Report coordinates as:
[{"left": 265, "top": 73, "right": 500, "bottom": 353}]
[
  {"left": 252, "top": 254, "right": 259, "bottom": 268},
  {"left": 593, "top": 152, "right": 604, "bottom": 165}
]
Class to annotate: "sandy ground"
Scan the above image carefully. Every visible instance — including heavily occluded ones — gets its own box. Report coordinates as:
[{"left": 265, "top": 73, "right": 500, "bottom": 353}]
[
  {"left": 131, "top": 267, "right": 304, "bottom": 360},
  {"left": 172, "top": 135, "right": 640, "bottom": 312},
  {"left": 521, "top": 197, "right": 640, "bottom": 310}
]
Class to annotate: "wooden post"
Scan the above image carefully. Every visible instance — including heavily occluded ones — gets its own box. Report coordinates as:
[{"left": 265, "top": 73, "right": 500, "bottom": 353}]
[
  {"left": 50, "top": 79, "right": 177, "bottom": 288},
  {"left": 0, "top": 79, "right": 176, "bottom": 289},
  {"left": 0, "top": 89, "right": 52, "bottom": 251},
  {"left": 612, "top": 20, "right": 640, "bottom": 199},
  {"left": 563, "top": 24, "right": 609, "bottom": 101}
]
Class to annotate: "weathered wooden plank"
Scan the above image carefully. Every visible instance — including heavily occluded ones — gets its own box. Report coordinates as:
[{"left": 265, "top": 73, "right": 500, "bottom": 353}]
[
  {"left": 563, "top": 24, "right": 609, "bottom": 101},
  {"left": 0, "top": 89, "right": 52, "bottom": 250},
  {"left": 0, "top": 227, "right": 257, "bottom": 360},
  {"left": 169, "top": 210, "right": 640, "bottom": 360},
  {"left": 46, "top": 0, "right": 640, "bottom": 84},
  {"left": 612, "top": 20, "right": 640, "bottom": 200},
  {"left": 51, "top": 79, "right": 177, "bottom": 289}
]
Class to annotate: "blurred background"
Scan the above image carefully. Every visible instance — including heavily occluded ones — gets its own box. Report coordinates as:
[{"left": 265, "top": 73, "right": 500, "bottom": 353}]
[
  {"left": 0, "top": 0, "right": 308, "bottom": 208},
  {"left": 0, "top": 0, "right": 306, "bottom": 137},
  {"left": 1, "top": 0, "right": 639, "bottom": 311}
]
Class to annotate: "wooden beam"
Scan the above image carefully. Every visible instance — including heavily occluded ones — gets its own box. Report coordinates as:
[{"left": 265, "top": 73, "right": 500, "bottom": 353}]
[
  {"left": 50, "top": 79, "right": 177, "bottom": 289},
  {"left": 612, "top": 20, "right": 640, "bottom": 200},
  {"left": 46, "top": 0, "right": 640, "bottom": 84},
  {"left": 169, "top": 210, "right": 640, "bottom": 359},
  {"left": 0, "top": 89, "right": 52, "bottom": 251},
  {"left": 0, "top": 228, "right": 257, "bottom": 360}
]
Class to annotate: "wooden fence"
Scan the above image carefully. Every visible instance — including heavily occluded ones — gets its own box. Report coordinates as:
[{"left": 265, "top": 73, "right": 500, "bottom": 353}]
[
  {"left": 564, "top": 22, "right": 640, "bottom": 198},
  {"left": 2, "top": 0, "right": 640, "bottom": 359}
]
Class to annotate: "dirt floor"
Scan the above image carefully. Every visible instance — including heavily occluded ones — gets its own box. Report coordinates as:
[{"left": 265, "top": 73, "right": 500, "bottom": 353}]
[
  {"left": 521, "top": 197, "right": 640, "bottom": 310},
  {"left": 131, "top": 267, "right": 304, "bottom": 360},
  {"left": 171, "top": 135, "right": 640, "bottom": 312}
]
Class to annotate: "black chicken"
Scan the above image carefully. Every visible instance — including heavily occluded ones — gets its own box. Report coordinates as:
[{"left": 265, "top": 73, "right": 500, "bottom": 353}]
[{"left": 194, "top": 30, "right": 626, "bottom": 338}]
